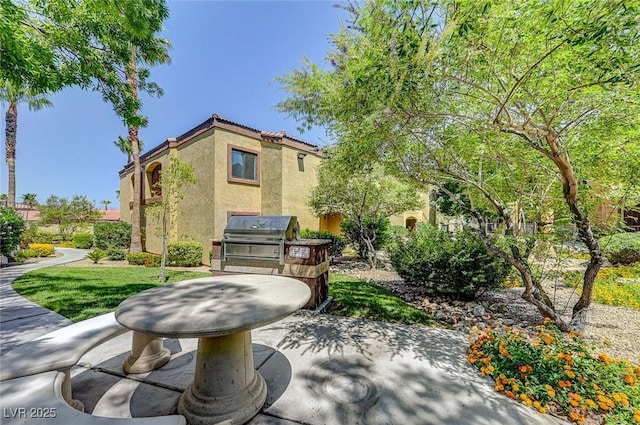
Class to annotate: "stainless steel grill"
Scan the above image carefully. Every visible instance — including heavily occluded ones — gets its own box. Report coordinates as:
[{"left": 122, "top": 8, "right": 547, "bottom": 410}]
[{"left": 221, "top": 216, "right": 299, "bottom": 265}]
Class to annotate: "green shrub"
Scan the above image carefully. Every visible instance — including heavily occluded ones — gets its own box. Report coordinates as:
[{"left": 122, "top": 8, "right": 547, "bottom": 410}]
[
  {"left": 57, "top": 241, "right": 75, "bottom": 248},
  {"left": 340, "top": 216, "right": 391, "bottom": 260},
  {"left": 107, "top": 248, "right": 127, "bottom": 261},
  {"left": 300, "top": 229, "right": 347, "bottom": 258},
  {"left": 28, "top": 243, "right": 55, "bottom": 257},
  {"left": 600, "top": 232, "right": 640, "bottom": 265},
  {"left": 168, "top": 241, "right": 203, "bottom": 267},
  {"left": 14, "top": 249, "right": 36, "bottom": 262},
  {"left": 0, "top": 205, "right": 26, "bottom": 256},
  {"left": 94, "top": 221, "right": 132, "bottom": 250},
  {"left": 20, "top": 225, "right": 49, "bottom": 247},
  {"left": 126, "top": 252, "right": 160, "bottom": 267},
  {"left": 73, "top": 233, "right": 93, "bottom": 249},
  {"left": 86, "top": 249, "right": 107, "bottom": 264},
  {"left": 389, "top": 224, "right": 511, "bottom": 300}
]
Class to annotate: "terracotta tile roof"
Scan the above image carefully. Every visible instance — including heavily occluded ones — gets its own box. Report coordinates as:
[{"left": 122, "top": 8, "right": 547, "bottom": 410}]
[
  {"left": 98, "top": 210, "right": 120, "bottom": 221},
  {"left": 120, "top": 113, "right": 324, "bottom": 175},
  {"left": 0, "top": 201, "right": 40, "bottom": 222}
]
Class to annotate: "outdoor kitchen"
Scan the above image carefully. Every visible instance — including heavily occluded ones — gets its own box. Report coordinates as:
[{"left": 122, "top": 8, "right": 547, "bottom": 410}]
[{"left": 211, "top": 215, "right": 331, "bottom": 309}]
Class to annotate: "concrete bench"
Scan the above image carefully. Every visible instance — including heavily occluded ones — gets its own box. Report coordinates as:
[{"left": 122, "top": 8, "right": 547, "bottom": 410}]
[
  {"left": 0, "top": 371, "right": 185, "bottom": 425},
  {"left": 0, "top": 312, "right": 129, "bottom": 410}
]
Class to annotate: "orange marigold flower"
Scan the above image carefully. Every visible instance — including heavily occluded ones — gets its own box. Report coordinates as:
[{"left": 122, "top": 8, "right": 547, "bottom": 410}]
[
  {"left": 570, "top": 399, "right": 579, "bottom": 407},
  {"left": 585, "top": 399, "right": 596, "bottom": 409},
  {"left": 538, "top": 407, "right": 547, "bottom": 414},
  {"left": 495, "top": 384, "right": 504, "bottom": 391},
  {"left": 599, "top": 401, "right": 610, "bottom": 411},
  {"left": 633, "top": 410, "right": 640, "bottom": 423},
  {"left": 624, "top": 374, "right": 636, "bottom": 386},
  {"left": 569, "top": 412, "right": 580, "bottom": 421},
  {"left": 597, "top": 354, "right": 610, "bottom": 366},
  {"left": 505, "top": 391, "right": 516, "bottom": 399},
  {"left": 559, "top": 380, "right": 572, "bottom": 388},
  {"left": 566, "top": 370, "right": 576, "bottom": 378},
  {"left": 533, "top": 401, "right": 542, "bottom": 409}
]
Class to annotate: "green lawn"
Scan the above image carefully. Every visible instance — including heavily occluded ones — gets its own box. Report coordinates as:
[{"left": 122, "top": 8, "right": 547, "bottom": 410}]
[
  {"left": 328, "top": 273, "right": 437, "bottom": 326},
  {"left": 12, "top": 266, "right": 436, "bottom": 326},
  {"left": 12, "top": 267, "right": 210, "bottom": 322}
]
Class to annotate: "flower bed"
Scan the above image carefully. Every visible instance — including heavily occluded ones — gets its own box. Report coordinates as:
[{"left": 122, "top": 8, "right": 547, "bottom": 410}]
[{"left": 468, "top": 320, "right": 640, "bottom": 424}]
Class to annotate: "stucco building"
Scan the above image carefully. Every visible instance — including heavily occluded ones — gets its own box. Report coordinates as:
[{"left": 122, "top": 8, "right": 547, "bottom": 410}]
[{"left": 118, "top": 114, "right": 323, "bottom": 264}]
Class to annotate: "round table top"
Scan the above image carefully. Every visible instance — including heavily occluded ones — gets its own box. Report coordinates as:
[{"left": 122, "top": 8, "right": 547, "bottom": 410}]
[{"left": 115, "top": 275, "right": 311, "bottom": 338}]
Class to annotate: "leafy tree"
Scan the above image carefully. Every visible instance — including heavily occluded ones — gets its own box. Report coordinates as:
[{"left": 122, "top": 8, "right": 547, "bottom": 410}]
[
  {"left": 1, "top": 81, "right": 52, "bottom": 207},
  {"left": 38, "top": 195, "right": 102, "bottom": 241},
  {"left": 278, "top": 0, "right": 640, "bottom": 331},
  {"left": 2, "top": 1, "right": 171, "bottom": 249},
  {"left": 1, "top": 0, "right": 170, "bottom": 109},
  {"left": 0, "top": 205, "right": 25, "bottom": 256},
  {"left": 309, "top": 158, "right": 423, "bottom": 268},
  {"left": 145, "top": 157, "right": 197, "bottom": 282}
]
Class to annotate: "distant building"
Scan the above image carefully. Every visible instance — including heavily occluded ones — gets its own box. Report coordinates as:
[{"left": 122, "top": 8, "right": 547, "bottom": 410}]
[
  {"left": 97, "top": 209, "right": 120, "bottom": 222},
  {"left": 0, "top": 201, "right": 40, "bottom": 223}
]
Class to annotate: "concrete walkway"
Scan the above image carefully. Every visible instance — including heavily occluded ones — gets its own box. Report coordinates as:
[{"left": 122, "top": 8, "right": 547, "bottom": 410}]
[
  {"left": 0, "top": 248, "right": 88, "bottom": 354},
  {"left": 0, "top": 249, "right": 568, "bottom": 424}
]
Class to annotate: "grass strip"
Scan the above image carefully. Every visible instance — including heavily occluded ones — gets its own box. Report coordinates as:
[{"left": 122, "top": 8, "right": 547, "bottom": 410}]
[
  {"left": 328, "top": 273, "right": 437, "bottom": 326},
  {"left": 12, "top": 267, "right": 210, "bottom": 322}
]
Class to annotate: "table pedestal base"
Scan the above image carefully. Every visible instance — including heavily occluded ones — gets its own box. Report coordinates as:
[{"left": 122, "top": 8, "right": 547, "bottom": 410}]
[
  {"left": 123, "top": 331, "right": 171, "bottom": 374},
  {"left": 178, "top": 331, "right": 267, "bottom": 425}
]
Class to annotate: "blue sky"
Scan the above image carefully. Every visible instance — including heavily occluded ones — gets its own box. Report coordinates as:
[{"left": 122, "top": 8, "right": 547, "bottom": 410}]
[{"left": 1, "top": 1, "right": 346, "bottom": 208}]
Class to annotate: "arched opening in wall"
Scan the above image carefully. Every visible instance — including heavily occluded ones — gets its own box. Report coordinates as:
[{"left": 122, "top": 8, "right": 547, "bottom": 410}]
[
  {"left": 405, "top": 217, "right": 417, "bottom": 232},
  {"left": 147, "top": 162, "right": 162, "bottom": 199}
]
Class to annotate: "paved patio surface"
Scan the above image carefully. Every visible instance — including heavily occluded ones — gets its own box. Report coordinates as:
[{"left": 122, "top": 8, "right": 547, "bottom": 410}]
[{"left": 1, "top": 248, "right": 568, "bottom": 424}]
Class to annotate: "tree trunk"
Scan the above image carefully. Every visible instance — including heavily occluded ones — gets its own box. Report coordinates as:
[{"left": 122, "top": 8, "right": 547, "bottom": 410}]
[
  {"left": 544, "top": 135, "right": 603, "bottom": 332},
  {"left": 5, "top": 102, "right": 17, "bottom": 207},
  {"left": 127, "top": 57, "right": 143, "bottom": 253}
]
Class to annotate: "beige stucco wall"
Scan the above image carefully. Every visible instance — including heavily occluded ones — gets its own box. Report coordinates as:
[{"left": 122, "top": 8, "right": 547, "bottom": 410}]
[
  {"left": 388, "top": 192, "right": 434, "bottom": 228},
  {"left": 212, "top": 129, "right": 262, "bottom": 240},
  {"left": 260, "top": 143, "right": 283, "bottom": 216},
  {"left": 172, "top": 130, "right": 217, "bottom": 262},
  {"left": 281, "top": 146, "right": 321, "bottom": 231},
  {"left": 119, "top": 123, "right": 324, "bottom": 265}
]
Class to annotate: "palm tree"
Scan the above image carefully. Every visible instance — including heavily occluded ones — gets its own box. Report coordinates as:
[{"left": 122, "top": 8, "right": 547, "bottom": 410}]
[
  {"left": 21, "top": 193, "right": 38, "bottom": 221},
  {"left": 114, "top": 135, "right": 144, "bottom": 164},
  {"left": 126, "top": 40, "right": 171, "bottom": 253},
  {"left": 101, "top": 199, "right": 111, "bottom": 210},
  {"left": 1, "top": 81, "right": 52, "bottom": 207}
]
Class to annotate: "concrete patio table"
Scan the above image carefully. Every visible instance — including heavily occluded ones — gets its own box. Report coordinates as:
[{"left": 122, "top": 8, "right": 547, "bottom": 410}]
[{"left": 115, "top": 275, "right": 311, "bottom": 425}]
